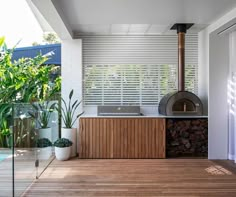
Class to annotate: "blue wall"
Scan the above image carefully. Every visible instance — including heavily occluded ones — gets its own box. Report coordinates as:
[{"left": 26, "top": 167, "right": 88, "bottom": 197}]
[{"left": 12, "top": 44, "right": 61, "bottom": 65}]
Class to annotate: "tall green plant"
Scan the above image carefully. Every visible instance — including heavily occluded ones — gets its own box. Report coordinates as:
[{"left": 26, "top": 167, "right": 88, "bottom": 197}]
[
  {"left": 29, "top": 102, "right": 56, "bottom": 129},
  {"left": 59, "top": 90, "right": 83, "bottom": 128}
]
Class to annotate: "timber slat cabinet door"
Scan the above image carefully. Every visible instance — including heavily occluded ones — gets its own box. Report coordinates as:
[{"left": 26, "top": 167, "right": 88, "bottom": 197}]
[{"left": 79, "top": 118, "right": 166, "bottom": 159}]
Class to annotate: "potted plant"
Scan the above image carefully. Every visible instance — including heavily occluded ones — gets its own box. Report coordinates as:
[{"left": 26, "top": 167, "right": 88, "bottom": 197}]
[
  {"left": 54, "top": 138, "right": 72, "bottom": 161},
  {"left": 36, "top": 138, "right": 52, "bottom": 160},
  {"left": 59, "top": 90, "right": 83, "bottom": 157},
  {"left": 30, "top": 101, "right": 56, "bottom": 142}
]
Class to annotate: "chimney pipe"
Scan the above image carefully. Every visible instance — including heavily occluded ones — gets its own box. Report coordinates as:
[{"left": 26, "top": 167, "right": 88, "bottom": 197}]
[
  {"left": 177, "top": 24, "right": 186, "bottom": 91},
  {"left": 170, "top": 23, "right": 194, "bottom": 92}
]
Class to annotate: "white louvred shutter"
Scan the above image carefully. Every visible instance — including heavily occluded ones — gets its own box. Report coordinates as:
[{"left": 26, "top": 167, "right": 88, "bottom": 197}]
[{"left": 82, "top": 35, "right": 198, "bottom": 106}]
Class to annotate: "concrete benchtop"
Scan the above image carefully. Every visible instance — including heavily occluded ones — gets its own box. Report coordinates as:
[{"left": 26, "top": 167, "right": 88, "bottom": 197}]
[{"left": 81, "top": 114, "right": 208, "bottom": 118}]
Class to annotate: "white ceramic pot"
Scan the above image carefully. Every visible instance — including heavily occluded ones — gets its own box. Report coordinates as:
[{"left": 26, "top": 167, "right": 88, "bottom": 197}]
[
  {"left": 61, "top": 128, "right": 77, "bottom": 157},
  {"left": 38, "top": 128, "right": 52, "bottom": 142},
  {"left": 55, "top": 146, "right": 71, "bottom": 161},
  {"left": 37, "top": 147, "right": 52, "bottom": 160}
]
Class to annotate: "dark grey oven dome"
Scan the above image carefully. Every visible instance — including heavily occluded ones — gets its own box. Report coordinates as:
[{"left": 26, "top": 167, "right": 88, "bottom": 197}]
[{"left": 158, "top": 91, "right": 203, "bottom": 116}]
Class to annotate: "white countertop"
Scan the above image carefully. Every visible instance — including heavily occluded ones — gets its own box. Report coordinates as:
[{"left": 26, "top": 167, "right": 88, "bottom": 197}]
[{"left": 81, "top": 114, "right": 208, "bottom": 118}]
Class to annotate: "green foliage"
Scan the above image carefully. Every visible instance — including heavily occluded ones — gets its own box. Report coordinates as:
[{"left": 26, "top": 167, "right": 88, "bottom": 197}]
[
  {"left": 32, "top": 42, "right": 40, "bottom": 46},
  {"left": 54, "top": 138, "right": 72, "bottom": 148},
  {"left": 0, "top": 37, "right": 61, "bottom": 148},
  {"left": 49, "top": 76, "right": 61, "bottom": 99},
  {"left": 29, "top": 101, "right": 56, "bottom": 129},
  {"left": 0, "top": 37, "right": 61, "bottom": 103},
  {"left": 32, "top": 33, "right": 60, "bottom": 46},
  {"left": 58, "top": 90, "right": 83, "bottom": 128},
  {"left": 43, "top": 33, "right": 60, "bottom": 44},
  {"left": 0, "top": 104, "right": 12, "bottom": 147},
  {"left": 36, "top": 138, "right": 52, "bottom": 148}
]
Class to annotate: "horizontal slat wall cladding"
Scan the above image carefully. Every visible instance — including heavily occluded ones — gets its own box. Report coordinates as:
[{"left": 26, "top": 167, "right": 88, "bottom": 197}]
[
  {"left": 82, "top": 35, "right": 198, "bottom": 65},
  {"left": 82, "top": 35, "right": 198, "bottom": 106},
  {"left": 83, "top": 64, "right": 198, "bottom": 106}
]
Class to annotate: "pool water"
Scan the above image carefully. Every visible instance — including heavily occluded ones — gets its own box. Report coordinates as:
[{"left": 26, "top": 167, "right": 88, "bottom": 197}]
[{"left": 0, "top": 154, "right": 9, "bottom": 162}]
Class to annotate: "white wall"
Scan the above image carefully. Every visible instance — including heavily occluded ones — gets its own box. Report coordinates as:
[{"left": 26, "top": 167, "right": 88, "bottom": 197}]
[
  {"left": 228, "top": 32, "right": 236, "bottom": 161},
  {"left": 198, "top": 7, "right": 236, "bottom": 159},
  {"left": 61, "top": 39, "right": 83, "bottom": 128},
  {"left": 208, "top": 34, "right": 229, "bottom": 159},
  {"left": 198, "top": 7, "right": 236, "bottom": 114}
]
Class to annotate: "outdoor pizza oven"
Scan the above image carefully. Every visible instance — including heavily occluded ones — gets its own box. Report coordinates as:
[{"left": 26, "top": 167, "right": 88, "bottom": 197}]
[{"left": 158, "top": 24, "right": 203, "bottom": 116}]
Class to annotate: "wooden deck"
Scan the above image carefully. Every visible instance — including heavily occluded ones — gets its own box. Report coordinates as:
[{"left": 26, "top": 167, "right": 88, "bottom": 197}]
[{"left": 23, "top": 159, "right": 236, "bottom": 197}]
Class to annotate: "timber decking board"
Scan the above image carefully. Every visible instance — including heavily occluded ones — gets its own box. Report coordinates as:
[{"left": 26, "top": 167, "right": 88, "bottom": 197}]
[
  {"left": 79, "top": 118, "right": 166, "bottom": 159},
  {"left": 23, "top": 159, "right": 236, "bottom": 197}
]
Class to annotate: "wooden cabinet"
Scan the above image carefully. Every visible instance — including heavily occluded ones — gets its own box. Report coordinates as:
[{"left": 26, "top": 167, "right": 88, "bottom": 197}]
[{"left": 78, "top": 118, "right": 166, "bottom": 159}]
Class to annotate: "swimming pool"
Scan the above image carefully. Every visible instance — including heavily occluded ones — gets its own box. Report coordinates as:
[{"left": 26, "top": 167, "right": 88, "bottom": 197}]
[{"left": 0, "top": 154, "right": 10, "bottom": 162}]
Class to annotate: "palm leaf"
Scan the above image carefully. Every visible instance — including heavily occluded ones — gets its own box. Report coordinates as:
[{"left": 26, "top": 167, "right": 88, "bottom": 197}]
[
  {"left": 68, "top": 90, "right": 74, "bottom": 113},
  {"left": 69, "top": 89, "right": 73, "bottom": 100},
  {"left": 71, "top": 112, "right": 84, "bottom": 126},
  {"left": 61, "top": 98, "right": 68, "bottom": 114},
  {"left": 71, "top": 100, "right": 82, "bottom": 120},
  {"left": 71, "top": 100, "right": 78, "bottom": 110}
]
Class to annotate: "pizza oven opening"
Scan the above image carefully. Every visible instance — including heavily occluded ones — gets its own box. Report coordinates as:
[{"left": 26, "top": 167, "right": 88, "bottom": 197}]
[{"left": 172, "top": 99, "right": 196, "bottom": 113}]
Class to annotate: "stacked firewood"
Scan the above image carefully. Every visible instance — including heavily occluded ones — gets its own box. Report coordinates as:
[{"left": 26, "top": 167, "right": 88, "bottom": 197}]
[{"left": 166, "top": 119, "right": 208, "bottom": 157}]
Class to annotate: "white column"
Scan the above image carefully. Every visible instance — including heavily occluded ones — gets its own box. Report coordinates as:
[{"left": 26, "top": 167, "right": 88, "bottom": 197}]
[
  {"left": 198, "top": 29, "right": 209, "bottom": 115},
  {"left": 61, "top": 39, "right": 83, "bottom": 125},
  {"left": 61, "top": 39, "right": 83, "bottom": 155}
]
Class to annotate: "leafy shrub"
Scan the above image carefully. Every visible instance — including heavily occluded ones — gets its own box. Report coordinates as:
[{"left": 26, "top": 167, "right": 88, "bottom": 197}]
[
  {"left": 36, "top": 138, "right": 52, "bottom": 148},
  {"left": 54, "top": 138, "right": 72, "bottom": 148}
]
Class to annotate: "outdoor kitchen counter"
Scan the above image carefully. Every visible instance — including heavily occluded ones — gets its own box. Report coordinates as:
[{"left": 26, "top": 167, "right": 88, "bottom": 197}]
[
  {"left": 81, "top": 114, "right": 208, "bottom": 118},
  {"left": 78, "top": 116, "right": 166, "bottom": 159},
  {"left": 78, "top": 115, "right": 208, "bottom": 159}
]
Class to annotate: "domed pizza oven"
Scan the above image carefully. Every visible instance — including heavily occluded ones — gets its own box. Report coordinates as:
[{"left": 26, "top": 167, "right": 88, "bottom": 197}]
[
  {"left": 158, "top": 24, "right": 203, "bottom": 116},
  {"left": 159, "top": 91, "right": 203, "bottom": 116}
]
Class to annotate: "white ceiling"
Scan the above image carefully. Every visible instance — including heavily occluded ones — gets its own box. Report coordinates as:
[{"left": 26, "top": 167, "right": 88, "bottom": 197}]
[{"left": 51, "top": 0, "right": 236, "bottom": 35}]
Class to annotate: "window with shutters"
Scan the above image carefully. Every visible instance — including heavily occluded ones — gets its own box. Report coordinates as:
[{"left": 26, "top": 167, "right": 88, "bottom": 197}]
[
  {"left": 82, "top": 35, "right": 198, "bottom": 106},
  {"left": 83, "top": 64, "right": 198, "bottom": 106}
]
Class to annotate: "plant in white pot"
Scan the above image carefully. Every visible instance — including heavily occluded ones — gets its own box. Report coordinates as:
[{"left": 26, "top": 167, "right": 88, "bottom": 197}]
[
  {"left": 29, "top": 101, "right": 56, "bottom": 142},
  {"left": 36, "top": 138, "right": 52, "bottom": 160},
  {"left": 58, "top": 90, "right": 83, "bottom": 157},
  {"left": 54, "top": 138, "right": 72, "bottom": 161}
]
